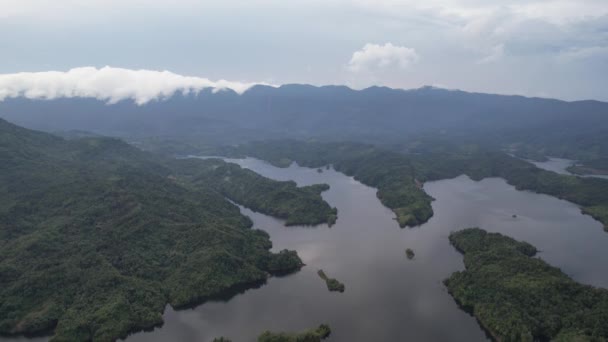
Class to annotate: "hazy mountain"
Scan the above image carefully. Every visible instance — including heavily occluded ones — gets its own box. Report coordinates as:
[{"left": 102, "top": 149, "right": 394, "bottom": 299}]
[{"left": 1, "top": 85, "right": 607, "bottom": 158}]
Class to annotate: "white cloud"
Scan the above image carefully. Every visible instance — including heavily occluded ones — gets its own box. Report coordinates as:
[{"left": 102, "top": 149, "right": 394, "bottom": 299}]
[
  {"left": 478, "top": 44, "right": 505, "bottom": 64},
  {"left": 348, "top": 43, "right": 419, "bottom": 72},
  {"left": 0, "top": 66, "right": 271, "bottom": 105}
]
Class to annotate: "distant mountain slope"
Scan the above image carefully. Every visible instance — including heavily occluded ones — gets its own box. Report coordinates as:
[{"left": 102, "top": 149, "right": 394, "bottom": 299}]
[
  {"left": 0, "top": 118, "right": 303, "bottom": 341},
  {"left": 1, "top": 85, "right": 607, "bottom": 158}
]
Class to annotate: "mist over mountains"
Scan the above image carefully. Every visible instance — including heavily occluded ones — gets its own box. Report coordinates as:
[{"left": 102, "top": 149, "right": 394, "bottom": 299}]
[{"left": 1, "top": 84, "right": 607, "bottom": 158}]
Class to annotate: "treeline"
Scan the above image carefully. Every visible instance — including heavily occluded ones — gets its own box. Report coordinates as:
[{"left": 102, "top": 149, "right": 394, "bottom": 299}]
[
  {"left": 171, "top": 158, "right": 337, "bottom": 226},
  {"left": 258, "top": 324, "right": 331, "bottom": 342},
  {"left": 445, "top": 228, "right": 608, "bottom": 341},
  {"left": 0, "top": 119, "right": 303, "bottom": 341}
]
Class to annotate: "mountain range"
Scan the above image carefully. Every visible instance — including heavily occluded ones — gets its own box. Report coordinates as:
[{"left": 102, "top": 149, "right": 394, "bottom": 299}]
[{"left": 1, "top": 84, "right": 607, "bottom": 159}]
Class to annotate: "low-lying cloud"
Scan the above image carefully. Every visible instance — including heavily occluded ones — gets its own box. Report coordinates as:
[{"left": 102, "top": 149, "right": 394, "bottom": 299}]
[{"left": 0, "top": 67, "right": 271, "bottom": 105}]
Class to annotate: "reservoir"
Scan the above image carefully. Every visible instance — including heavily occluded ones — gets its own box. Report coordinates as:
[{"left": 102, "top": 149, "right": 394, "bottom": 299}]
[{"left": 123, "top": 157, "right": 608, "bottom": 342}]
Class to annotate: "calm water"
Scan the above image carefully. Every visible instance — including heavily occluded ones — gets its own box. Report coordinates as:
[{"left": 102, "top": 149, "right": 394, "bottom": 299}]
[
  {"left": 530, "top": 157, "right": 608, "bottom": 180},
  {"left": 124, "top": 157, "right": 608, "bottom": 342},
  {"left": 4, "top": 158, "right": 608, "bottom": 342}
]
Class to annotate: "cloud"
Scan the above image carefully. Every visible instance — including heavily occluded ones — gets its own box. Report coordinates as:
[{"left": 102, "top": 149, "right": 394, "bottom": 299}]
[
  {"left": 557, "top": 46, "right": 608, "bottom": 62},
  {"left": 0, "top": 66, "right": 271, "bottom": 105},
  {"left": 478, "top": 44, "right": 505, "bottom": 64},
  {"left": 348, "top": 43, "right": 419, "bottom": 72}
]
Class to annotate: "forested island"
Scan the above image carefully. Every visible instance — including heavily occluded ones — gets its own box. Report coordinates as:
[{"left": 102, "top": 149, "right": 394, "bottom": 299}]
[
  {"left": 172, "top": 158, "right": 337, "bottom": 226},
  {"left": 405, "top": 248, "right": 415, "bottom": 260},
  {"left": 0, "top": 119, "right": 304, "bottom": 341},
  {"left": 317, "top": 270, "right": 345, "bottom": 292},
  {"left": 445, "top": 228, "right": 608, "bottom": 341},
  {"left": 258, "top": 324, "right": 331, "bottom": 342}
]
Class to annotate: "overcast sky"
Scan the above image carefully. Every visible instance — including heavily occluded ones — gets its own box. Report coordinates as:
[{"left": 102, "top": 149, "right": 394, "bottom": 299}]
[{"left": 1, "top": 0, "right": 607, "bottom": 101}]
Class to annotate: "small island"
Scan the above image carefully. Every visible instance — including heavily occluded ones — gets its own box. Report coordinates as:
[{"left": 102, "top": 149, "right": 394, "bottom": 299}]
[
  {"left": 405, "top": 248, "right": 415, "bottom": 260},
  {"left": 213, "top": 338, "right": 232, "bottom": 342},
  {"left": 317, "top": 168, "right": 323, "bottom": 173},
  {"left": 317, "top": 270, "right": 345, "bottom": 292},
  {"left": 258, "top": 324, "right": 331, "bottom": 342}
]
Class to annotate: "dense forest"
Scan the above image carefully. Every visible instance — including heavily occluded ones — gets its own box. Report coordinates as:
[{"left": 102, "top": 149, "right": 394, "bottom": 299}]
[
  {"left": 218, "top": 140, "right": 608, "bottom": 231},
  {"left": 0, "top": 119, "right": 304, "bottom": 341},
  {"left": 257, "top": 324, "right": 331, "bottom": 342},
  {"left": 171, "top": 158, "right": 337, "bottom": 226},
  {"left": 445, "top": 228, "right": 608, "bottom": 341}
]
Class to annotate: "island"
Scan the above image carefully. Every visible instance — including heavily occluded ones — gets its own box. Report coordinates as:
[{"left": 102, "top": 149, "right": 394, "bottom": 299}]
[
  {"left": 445, "top": 228, "right": 608, "bottom": 341},
  {"left": 317, "top": 269, "right": 345, "bottom": 292},
  {"left": 405, "top": 248, "right": 415, "bottom": 260},
  {"left": 258, "top": 324, "right": 331, "bottom": 342}
]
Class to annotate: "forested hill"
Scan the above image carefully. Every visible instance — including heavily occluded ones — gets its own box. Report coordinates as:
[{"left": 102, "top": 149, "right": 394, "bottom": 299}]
[
  {"left": 172, "top": 158, "right": 337, "bottom": 226},
  {"left": 446, "top": 228, "right": 608, "bottom": 341},
  {"left": 2, "top": 85, "right": 608, "bottom": 159},
  {"left": 0, "top": 118, "right": 304, "bottom": 341}
]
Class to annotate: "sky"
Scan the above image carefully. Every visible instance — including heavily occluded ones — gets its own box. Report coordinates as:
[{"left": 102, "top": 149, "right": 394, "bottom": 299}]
[{"left": 0, "top": 0, "right": 607, "bottom": 101}]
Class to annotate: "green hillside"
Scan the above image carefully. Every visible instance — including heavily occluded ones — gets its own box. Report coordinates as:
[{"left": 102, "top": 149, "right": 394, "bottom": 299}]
[
  {"left": 172, "top": 158, "right": 337, "bottom": 226},
  {"left": 0, "top": 119, "right": 303, "bottom": 341},
  {"left": 445, "top": 228, "right": 608, "bottom": 341}
]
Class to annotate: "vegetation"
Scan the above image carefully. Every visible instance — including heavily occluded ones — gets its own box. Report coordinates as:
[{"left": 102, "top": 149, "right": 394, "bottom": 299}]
[
  {"left": 171, "top": 158, "right": 338, "bottom": 226},
  {"left": 0, "top": 119, "right": 303, "bottom": 341},
  {"left": 212, "top": 338, "right": 232, "bottom": 342},
  {"left": 405, "top": 248, "right": 415, "bottom": 260},
  {"left": 317, "top": 270, "right": 345, "bottom": 292},
  {"left": 445, "top": 228, "right": 608, "bottom": 341},
  {"left": 258, "top": 324, "right": 331, "bottom": 342}
]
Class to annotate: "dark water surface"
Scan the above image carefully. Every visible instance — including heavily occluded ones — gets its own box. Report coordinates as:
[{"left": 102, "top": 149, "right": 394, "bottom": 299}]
[
  {"left": 124, "top": 158, "right": 608, "bottom": 342},
  {"left": 4, "top": 158, "right": 608, "bottom": 342}
]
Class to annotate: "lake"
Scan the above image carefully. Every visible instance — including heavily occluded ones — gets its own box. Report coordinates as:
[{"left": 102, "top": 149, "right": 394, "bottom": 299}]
[{"left": 121, "top": 157, "right": 608, "bottom": 342}]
